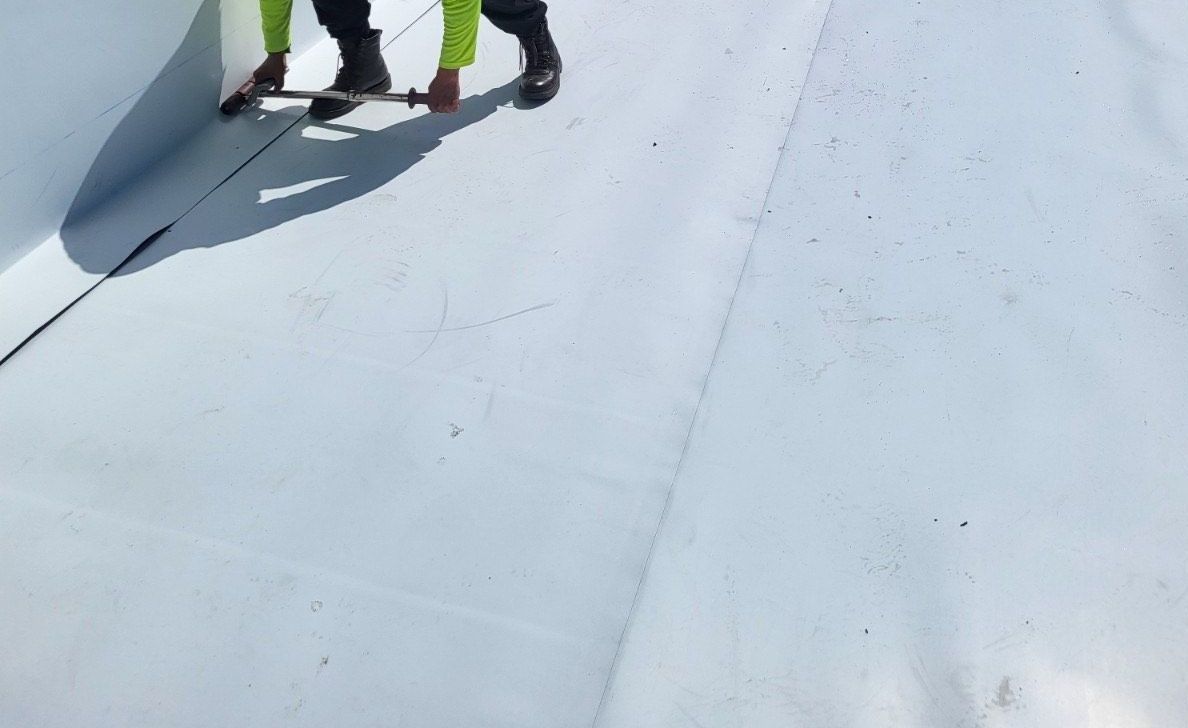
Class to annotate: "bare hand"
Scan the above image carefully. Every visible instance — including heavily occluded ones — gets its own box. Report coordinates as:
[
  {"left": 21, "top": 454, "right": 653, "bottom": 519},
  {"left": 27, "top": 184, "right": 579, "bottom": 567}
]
[
  {"left": 428, "top": 68, "right": 461, "bottom": 113},
  {"left": 253, "top": 53, "right": 288, "bottom": 90}
]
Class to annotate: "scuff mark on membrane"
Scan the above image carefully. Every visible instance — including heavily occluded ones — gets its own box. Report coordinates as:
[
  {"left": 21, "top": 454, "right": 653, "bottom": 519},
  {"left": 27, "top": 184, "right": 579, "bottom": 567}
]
[
  {"left": 401, "top": 301, "right": 558, "bottom": 334},
  {"left": 402, "top": 281, "right": 449, "bottom": 370}
]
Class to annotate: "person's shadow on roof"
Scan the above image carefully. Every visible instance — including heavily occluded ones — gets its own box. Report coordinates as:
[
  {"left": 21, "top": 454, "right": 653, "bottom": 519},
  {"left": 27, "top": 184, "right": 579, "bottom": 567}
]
[
  {"left": 53, "top": 0, "right": 523, "bottom": 279},
  {"left": 69, "top": 80, "right": 519, "bottom": 278}
]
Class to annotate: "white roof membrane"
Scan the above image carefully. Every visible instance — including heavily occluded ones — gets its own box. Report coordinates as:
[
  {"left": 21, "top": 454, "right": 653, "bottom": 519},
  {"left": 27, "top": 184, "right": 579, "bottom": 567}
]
[{"left": 1, "top": 0, "right": 1186, "bottom": 726}]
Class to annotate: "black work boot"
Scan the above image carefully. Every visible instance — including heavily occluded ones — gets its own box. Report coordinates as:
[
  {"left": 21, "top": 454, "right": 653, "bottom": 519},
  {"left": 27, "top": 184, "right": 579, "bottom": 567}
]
[
  {"left": 310, "top": 29, "right": 391, "bottom": 120},
  {"left": 518, "top": 20, "right": 561, "bottom": 102}
]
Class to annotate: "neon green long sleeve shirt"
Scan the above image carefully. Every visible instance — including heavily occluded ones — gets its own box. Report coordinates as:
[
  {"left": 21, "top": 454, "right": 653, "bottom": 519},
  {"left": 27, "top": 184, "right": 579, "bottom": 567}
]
[{"left": 260, "top": 0, "right": 481, "bottom": 70}]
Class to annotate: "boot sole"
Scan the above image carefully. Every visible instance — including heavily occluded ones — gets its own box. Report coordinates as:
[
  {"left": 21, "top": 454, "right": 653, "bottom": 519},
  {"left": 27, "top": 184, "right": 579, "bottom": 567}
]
[
  {"left": 308, "top": 76, "right": 393, "bottom": 120},
  {"left": 519, "top": 76, "right": 561, "bottom": 102}
]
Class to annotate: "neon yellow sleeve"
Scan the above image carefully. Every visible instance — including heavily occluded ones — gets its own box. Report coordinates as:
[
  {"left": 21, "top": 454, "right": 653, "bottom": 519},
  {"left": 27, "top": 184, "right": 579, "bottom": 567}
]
[
  {"left": 260, "top": 0, "right": 294, "bottom": 54},
  {"left": 439, "top": 0, "right": 482, "bottom": 69}
]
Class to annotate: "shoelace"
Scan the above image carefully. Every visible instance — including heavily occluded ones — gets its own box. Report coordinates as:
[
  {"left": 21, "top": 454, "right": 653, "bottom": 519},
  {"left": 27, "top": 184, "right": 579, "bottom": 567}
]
[
  {"left": 520, "top": 29, "right": 554, "bottom": 71},
  {"left": 333, "top": 53, "right": 352, "bottom": 86},
  {"left": 334, "top": 43, "right": 367, "bottom": 86}
]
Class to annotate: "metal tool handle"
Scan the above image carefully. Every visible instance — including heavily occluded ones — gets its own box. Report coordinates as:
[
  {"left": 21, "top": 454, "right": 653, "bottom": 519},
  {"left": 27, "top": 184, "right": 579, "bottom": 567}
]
[{"left": 221, "top": 79, "right": 429, "bottom": 115}]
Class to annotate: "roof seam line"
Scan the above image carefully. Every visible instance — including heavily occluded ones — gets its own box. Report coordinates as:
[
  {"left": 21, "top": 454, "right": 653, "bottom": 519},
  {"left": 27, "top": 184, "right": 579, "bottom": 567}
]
[{"left": 586, "top": 1, "right": 840, "bottom": 723}]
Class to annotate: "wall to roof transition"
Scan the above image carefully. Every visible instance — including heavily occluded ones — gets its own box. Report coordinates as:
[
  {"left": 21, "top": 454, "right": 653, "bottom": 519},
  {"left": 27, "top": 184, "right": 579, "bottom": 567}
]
[{"left": 0, "top": 0, "right": 432, "bottom": 358}]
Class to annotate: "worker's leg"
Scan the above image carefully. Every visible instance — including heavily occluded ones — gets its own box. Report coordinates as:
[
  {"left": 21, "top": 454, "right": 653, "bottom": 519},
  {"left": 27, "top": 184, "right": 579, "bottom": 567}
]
[
  {"left": 480, "top": 0, "right": 548, "bottom": 37},
  {"left": 311, "top": 0, "right": 373, "bottom": 40},
  {"left": 308, "top": 0, "right": 390, "bottom": 119},
  {"left": 481, "top": 0, "right": 561, "bottom": 101}
]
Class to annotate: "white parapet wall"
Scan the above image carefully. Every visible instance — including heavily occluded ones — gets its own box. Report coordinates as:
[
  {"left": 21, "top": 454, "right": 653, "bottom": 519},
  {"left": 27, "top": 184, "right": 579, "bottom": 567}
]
[
  {"left": 0, "top": 0, "right": 432, "bottom": 358},
  {"left": 0, "top": 0, "right": 317, "bottom": 269}
]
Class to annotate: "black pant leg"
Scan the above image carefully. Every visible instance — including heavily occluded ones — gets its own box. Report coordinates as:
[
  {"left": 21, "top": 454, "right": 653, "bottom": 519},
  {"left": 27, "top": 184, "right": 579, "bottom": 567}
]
[
  {"left": 311, "top": 0, "right": 373, "bottom": 40},
  {"left": 481, "top": 0, "right": 548, "bottom": 37}
]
